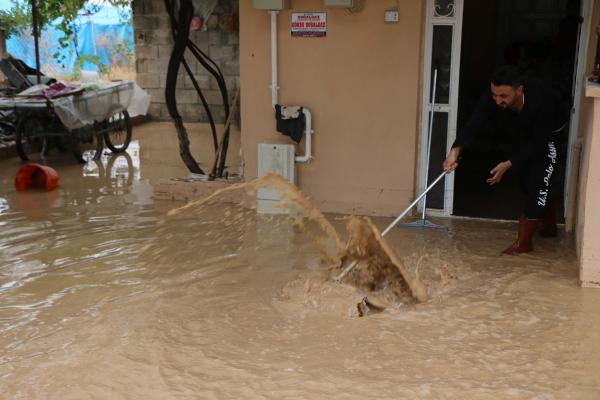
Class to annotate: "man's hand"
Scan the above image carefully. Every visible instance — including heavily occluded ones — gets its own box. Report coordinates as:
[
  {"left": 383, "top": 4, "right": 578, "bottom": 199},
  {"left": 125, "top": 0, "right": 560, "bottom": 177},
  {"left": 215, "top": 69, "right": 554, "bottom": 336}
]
[
  {"left": 487, "top": 160, "right": 512, "bottom": 185},
  {"left": 443, "top": 147, "right": 461, "bottom": 172}
]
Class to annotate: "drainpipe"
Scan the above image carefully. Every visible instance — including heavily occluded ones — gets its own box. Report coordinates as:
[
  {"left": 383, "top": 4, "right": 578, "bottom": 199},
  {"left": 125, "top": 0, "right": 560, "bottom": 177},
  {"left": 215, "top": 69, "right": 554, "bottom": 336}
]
[
  {"left": 269, "top": 10, "right": 313, "bottom": 163},
  {"left": 270, "top": 10, "right": 279, "bottom": 108},
  {"left": 295, "top": 108, "right": 312, "bottom": 162}
]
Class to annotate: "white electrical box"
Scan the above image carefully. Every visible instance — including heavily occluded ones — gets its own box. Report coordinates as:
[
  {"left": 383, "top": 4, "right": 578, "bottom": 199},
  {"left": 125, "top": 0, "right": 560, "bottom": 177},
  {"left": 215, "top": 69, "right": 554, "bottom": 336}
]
[
  {"left": 324, "top": 0, "right": 354, "bottom": 7},
  {"left": 252, "top": 0, "right": 291, "bottom": 10},
  {"left": 257, "top": 143, "right": 296, "bottom": 214},
  {"left": 385, "top": 9, "right": 399, "bottom": 23}
]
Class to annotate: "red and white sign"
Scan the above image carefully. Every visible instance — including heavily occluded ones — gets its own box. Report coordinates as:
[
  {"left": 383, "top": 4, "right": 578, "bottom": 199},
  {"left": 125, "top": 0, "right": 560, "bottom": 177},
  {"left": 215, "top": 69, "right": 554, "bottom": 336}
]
[{"left": 291, "top": 12, "right": 327, "bottom": 37}]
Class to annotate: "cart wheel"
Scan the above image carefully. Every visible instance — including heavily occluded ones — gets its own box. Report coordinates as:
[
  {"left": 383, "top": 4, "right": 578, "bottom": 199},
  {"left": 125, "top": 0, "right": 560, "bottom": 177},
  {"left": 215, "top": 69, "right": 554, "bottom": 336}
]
[
  {"left": 15, "top": 115, "right": 48, "bottom": 162},
  {"left": 106, "top": 152, "right": 134, "bottom": 187},
  {"left": 103, "top": 110, "right": 132, "bottom": 153},
  {"left": 72, "top": 133, "right": 103, "bottom": 164}
]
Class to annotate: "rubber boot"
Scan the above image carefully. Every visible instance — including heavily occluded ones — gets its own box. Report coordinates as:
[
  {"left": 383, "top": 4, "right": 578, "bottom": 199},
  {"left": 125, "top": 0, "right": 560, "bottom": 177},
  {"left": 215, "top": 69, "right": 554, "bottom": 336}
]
[
  {"left": 501, "top": 218, "right": 540, "bottom": 255},
  {"left": 538, "top": 200, "right": 558, "bottom": 237}
]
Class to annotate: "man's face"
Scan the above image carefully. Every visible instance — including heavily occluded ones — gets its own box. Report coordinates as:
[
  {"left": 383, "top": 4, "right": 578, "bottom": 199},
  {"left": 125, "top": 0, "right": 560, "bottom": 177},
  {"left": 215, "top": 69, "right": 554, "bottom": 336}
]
[{"left": 490, "top": 83, "right": 523, "bottom": 110}]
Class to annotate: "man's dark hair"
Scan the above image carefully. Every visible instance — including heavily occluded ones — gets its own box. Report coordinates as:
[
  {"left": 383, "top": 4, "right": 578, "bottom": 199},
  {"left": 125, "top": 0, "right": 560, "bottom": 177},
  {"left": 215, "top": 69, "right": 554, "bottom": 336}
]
[{"left": 491, "top": 65, "right": 523, "bottom": 88}]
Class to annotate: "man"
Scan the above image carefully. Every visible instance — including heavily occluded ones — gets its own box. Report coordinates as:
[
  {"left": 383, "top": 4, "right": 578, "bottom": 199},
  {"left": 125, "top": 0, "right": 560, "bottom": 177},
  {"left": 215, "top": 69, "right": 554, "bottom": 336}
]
[{"left": 443, "top": 65, "right": 568, "bottom": 255}]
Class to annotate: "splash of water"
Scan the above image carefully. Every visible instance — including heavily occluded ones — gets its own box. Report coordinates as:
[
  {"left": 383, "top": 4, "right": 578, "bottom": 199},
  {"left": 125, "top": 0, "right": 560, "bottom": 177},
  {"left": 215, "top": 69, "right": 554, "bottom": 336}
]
[{"left": 166, "top": 173, "right": 428, "bottom": 309}]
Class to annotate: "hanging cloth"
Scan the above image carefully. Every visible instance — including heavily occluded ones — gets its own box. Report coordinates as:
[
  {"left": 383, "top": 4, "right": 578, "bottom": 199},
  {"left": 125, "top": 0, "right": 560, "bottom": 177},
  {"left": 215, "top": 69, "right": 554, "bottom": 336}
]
[{"left": 275, "top": 104, "right": 305, "bottom": 144}]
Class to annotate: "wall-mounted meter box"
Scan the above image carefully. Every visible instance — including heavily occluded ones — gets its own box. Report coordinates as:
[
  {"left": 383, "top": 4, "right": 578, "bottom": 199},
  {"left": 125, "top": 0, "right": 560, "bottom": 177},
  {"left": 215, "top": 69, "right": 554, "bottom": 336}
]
[
  {"left": 385, "top": 8, "right": 399, "bottom": 23},
  {"left": 324, "top": 0, "right": 354, "bottom": 7},
  {"left": 252, "top": 0, "right": 291, "bottom": 10}
]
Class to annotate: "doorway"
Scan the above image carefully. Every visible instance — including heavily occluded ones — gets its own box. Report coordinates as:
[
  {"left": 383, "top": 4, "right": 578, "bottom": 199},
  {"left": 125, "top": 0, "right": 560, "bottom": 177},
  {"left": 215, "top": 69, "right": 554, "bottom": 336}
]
[{"left": 452, "top": 0, "right": 581, "bottom": 220}]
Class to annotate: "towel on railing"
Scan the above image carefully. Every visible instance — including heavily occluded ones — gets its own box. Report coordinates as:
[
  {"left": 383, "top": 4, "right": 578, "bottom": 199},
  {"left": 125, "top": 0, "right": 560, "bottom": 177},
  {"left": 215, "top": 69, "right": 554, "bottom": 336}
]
[{"left": 275, "top": 104, "right": 305, "bottom": 144}]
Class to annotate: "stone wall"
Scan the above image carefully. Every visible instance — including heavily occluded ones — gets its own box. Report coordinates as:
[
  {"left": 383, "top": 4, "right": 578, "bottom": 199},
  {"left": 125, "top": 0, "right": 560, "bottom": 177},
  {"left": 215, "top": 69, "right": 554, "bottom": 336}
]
[{"left": 132, "top": 0, "right": 239, "bottom": 122}]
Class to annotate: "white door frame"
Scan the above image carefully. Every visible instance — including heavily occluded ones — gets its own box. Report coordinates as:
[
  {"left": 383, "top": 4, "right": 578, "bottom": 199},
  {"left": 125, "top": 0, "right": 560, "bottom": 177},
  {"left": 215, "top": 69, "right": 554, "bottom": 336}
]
[
  {"left": 564, "top": 0, "right": 593, "bottom": 219},
  {"left": 418, "top": 0, "right": 464, "bottom": 217}
]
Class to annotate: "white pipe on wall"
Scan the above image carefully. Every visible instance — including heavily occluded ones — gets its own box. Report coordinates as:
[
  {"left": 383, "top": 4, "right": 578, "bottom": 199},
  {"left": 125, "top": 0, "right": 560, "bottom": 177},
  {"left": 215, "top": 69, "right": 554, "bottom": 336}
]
[
  {"left": 295, "top": 109, "right": 312, "bottom": 162},
  {"left": 269, "top": 9, "right": 313, "bottom": 163},
  {"left": 270, "top": 10, "right": 279, "bottom": 108}
]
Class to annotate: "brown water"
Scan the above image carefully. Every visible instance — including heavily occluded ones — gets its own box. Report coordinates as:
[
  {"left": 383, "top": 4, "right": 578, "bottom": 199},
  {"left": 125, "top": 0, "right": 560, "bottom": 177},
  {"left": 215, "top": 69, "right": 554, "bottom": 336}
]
[
  {"left": 169, "top": 173, "right": 426, "bottom": 307},
  {"left": 1, "top": 124, "right": 600, "bottom": 399}
]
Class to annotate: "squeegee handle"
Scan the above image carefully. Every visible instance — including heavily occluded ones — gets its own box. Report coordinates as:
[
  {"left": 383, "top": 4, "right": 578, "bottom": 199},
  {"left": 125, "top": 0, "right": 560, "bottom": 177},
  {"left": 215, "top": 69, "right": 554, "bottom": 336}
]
[
  {"left": 381, "top": 171, "right": 448, "bottom": 237},
  {"left": 335, "top": 170, "right": 449, "bottom": 283}
]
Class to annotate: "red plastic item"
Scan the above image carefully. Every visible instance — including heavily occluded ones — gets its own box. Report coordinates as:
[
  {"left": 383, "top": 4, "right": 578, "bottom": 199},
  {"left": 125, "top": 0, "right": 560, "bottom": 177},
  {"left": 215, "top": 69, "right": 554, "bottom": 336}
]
[
  {"left": 14, "top": 163, "right": 59, "bottom": 191},
  {"left": 191, "top": 16, "right": 203, "bottom": 30}
]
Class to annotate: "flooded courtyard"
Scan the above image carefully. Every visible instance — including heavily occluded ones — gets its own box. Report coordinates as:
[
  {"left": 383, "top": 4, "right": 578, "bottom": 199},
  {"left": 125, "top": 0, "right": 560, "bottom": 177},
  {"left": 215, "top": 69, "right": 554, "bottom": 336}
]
[{"left": 0, "top": 123, "right": 599, "bottom": 399}]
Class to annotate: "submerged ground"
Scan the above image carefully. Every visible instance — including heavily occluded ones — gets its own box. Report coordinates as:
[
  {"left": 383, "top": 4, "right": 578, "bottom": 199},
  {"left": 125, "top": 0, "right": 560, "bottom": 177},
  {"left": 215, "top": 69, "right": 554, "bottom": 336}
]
[{"left": 0, "top": 123, "right": 599, "bottom": 399}]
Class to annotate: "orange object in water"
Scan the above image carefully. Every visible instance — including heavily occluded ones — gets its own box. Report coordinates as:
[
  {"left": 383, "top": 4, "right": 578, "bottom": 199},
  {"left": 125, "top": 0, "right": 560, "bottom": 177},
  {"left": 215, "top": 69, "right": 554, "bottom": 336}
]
[{"left": 14, "top": 163, "right": 60, "bottom": 191}]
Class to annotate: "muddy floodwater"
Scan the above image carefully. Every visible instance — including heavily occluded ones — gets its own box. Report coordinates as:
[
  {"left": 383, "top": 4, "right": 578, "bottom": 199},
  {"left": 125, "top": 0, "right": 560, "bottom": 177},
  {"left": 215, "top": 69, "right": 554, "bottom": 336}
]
[{"left": 1, "top": 123, "right": 600, "bottom": 399}]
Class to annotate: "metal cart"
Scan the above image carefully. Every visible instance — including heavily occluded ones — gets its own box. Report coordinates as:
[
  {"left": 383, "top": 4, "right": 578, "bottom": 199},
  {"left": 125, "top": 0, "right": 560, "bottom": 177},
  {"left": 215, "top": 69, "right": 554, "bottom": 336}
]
[{"left": 0, "top": 81, "right": 134, "bottom": 163}]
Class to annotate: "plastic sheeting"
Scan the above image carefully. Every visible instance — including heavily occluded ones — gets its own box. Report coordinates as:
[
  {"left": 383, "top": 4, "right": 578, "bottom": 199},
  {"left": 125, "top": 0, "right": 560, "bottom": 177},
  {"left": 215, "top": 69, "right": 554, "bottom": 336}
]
[
  {"left": 53, "top": 81, "right": 134, "bottom": 129},
  {"left": 1, "top": 4, "right": 133, "bottom": 75}
]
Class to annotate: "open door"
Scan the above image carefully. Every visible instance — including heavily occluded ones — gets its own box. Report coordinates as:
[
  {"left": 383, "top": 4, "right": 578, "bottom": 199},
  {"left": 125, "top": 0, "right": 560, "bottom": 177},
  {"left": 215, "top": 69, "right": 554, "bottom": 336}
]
[{"left": 422, "top": 0, "right": 588, "bottom": 220}]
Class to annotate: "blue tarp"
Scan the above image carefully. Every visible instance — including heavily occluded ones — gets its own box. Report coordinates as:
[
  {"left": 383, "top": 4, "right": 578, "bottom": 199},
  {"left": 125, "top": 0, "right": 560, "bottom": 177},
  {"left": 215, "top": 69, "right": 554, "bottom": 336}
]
[{"left": 0, "top": 1, "right": 133, "bottom": 74}]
